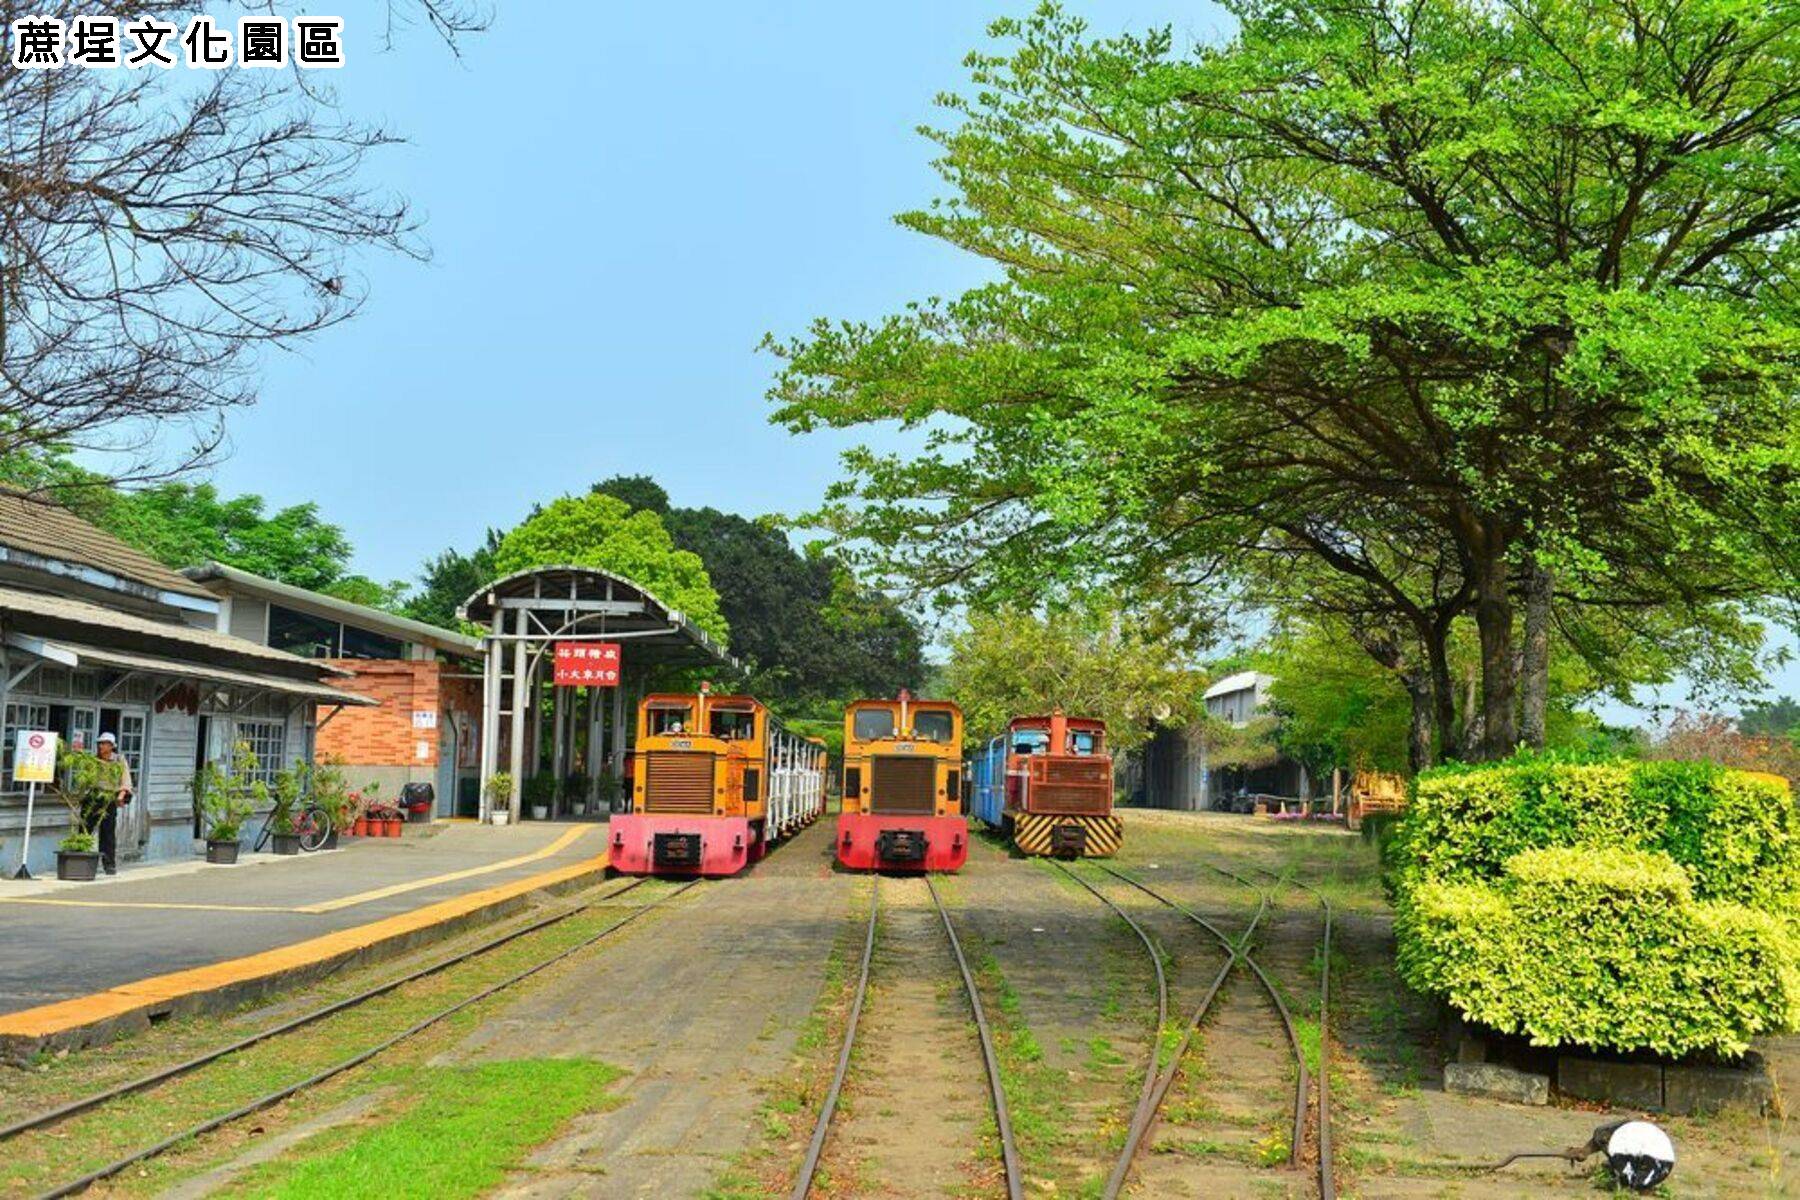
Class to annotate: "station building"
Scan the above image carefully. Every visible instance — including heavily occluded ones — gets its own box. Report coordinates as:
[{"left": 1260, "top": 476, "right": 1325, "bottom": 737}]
[
  {"left": 0, "top": 490, "right": 373, "bottom": 875},
  {"left": 183, "top": 563, "right": 486, "bottom": 817}
]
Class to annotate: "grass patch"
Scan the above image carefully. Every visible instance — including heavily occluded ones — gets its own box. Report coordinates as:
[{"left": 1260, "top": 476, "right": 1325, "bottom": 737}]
[{"left": 222, "top": 1058, "right": 622, "bottom": 1198}]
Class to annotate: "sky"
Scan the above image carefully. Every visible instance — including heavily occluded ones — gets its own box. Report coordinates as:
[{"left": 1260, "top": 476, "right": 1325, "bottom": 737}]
[
  {"left": 196, "top": 1, "right": 1792, "bottom": 719},
  {"left": 209, "top": 0, "right": 1227, "bottom": 585}
]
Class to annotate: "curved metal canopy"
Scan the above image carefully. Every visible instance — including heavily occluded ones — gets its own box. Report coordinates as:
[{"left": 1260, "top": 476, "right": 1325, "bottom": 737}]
[{"left": 457, "top": 564, "right": 736, "bottom": 672}]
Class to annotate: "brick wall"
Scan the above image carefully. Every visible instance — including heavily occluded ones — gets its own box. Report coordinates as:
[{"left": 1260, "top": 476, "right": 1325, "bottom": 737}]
[{"left": 317, "top": 658, "right": 443, "bottom": 768}]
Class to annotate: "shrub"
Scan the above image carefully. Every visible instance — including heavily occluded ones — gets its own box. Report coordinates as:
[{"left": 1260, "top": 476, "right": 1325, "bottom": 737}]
[
  {"left": 1392, "top": 753, "right": 1800, "bottom": 1059},
  {"left": 1397, "top": 848, "right": 1800, "bottom": 1058}
]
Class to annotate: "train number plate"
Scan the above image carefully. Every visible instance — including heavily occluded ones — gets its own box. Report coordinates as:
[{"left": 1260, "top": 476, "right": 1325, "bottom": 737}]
[
  {"left": 653, "top": 833, "right": 702, "bottom": 865},
  {"left": 876, "top": 829, "right": 928, "bottom": 861}
]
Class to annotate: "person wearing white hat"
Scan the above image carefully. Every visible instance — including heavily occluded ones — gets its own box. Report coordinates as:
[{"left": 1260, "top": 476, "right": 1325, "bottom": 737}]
[{"left": 92, "top": 732, "right": 134, "bottom": 875}]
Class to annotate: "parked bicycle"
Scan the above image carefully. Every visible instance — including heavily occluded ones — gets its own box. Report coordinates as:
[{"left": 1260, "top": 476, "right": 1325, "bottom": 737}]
[{"left": 252, "top": 801, "right": 332, "bottom": 853}]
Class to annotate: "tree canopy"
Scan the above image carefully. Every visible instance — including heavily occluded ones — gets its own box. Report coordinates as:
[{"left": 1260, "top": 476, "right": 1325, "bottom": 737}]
[
  {"left": 492, "top": 493, "right": 730, "bottom": 644},
  {"left": 770, "top": 0, "right": 1800, "bottom": 764},
  {"left": 944, "top": 598, "right": 1204, "bottom": 751}
]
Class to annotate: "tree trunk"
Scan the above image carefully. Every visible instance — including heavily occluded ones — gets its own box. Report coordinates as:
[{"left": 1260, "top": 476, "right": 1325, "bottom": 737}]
[
  {"left": 1519, "top": 557, "right": 1553, "bottom": 749},
  {"left": 1403, "top": 666, "right": 1435, "bottom": 775},
  {"left": 1472, "top": 530, "right": 1517, "bottom": 759},
  {"left": 1423, "top": 620, "right": 1457, "bottom": 763}
]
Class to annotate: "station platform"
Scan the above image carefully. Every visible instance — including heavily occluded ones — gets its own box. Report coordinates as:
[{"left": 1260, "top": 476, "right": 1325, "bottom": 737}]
[{"left": 0, "top": 820, "right": 607, "bottom": 1060}]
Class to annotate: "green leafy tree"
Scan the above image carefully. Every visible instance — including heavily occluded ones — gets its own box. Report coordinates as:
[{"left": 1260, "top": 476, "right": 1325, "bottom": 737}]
[
  {"left": 1739, "top": 697, "right": 1800, "bottom": 741},
  {"left": 404, "top": 530, "right": 503, "bottom": 630},
  {"left": 492, "top": 493, "right": 729, "bottom": 644},
  {"left": 770, "top": 0, "right": 1800, "bottom": 761},
  {"left": 944, "top": 598, "right": 1204, "bottom": 752}
]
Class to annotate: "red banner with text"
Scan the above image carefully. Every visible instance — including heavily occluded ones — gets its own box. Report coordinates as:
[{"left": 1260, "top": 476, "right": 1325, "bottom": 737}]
[{"left": 553, "top": 642, "right": 621, "bottom": 687}]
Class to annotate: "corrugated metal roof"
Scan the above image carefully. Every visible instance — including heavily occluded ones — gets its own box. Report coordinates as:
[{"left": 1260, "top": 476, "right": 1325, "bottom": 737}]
[
  {"left": 0, "top": 488, "right": 213, "bottom": 600},
  {"left": 36, "top": 639, "right": 379, "bottom": 707},
  {"left": 1203, "top": 670, "right": 1272, "bottom": 700},
  {"left": 0, "top": 585, "right": 352, "bottom": 677}
]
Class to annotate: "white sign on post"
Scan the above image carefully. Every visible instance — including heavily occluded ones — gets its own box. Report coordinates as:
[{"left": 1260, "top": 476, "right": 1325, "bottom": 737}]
[
  {"left": 15, "top": 729, "right": 57, "bottom": 783},
  {"left": 13, "top": 730, "right": 57, "bottom": 880}
]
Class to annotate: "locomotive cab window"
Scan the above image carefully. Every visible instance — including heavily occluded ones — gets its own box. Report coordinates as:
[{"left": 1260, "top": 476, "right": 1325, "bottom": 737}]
[
  {"left": 1069, "top": 731, "right": 1100, "bottom": 754},
  {"left": 710, "top": 708, "right": 755, "bottom": 741},
  {"left": 1011, "top": 731, "right": 1049, "bottom": 754},
  {"left": 649, "top": 705, "right": 693, "bottom": 735},
  {"left": 853, "top": 709, "right": 895, "bottom": 740},
  {"left": 912, "top": 711, "right": 954, "bottom": 743}
]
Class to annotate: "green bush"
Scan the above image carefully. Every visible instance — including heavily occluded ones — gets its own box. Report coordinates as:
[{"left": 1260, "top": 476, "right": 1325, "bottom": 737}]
[
  {"left": 1392, "top": 753, "right": 1800, "bottom": 1059},
  {"left": 1397, "top": 847, "right": 1800, "bottom": 1058}
]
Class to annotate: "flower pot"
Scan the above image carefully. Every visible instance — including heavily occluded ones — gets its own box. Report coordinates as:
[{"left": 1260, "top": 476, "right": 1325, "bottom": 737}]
[
  {"left": 56, "top": 850, "right": 99, "bottom": 881},
  {"left": 383, "top": 819, "right": 402, "bottom": 837},
  {"left": 322, "top": 829, "right": 339, "bottom": 850},
  {"left": 353, "top": 817, "right": 370, "bottom": 837},
  {"left": 530, "top": 805, "right": 549, "bottom": 821},
  {"left": 272, "top": 833, "right": 302, "bottom": 856},
  {"left": 490, "top": 811, "right": 510, "bottom": 827},
  {"left": 206, "top": 839, "right": 240, "bottom": 865},
  {"left": 571, "top": 802, "right": 587, "bottom": 816}
]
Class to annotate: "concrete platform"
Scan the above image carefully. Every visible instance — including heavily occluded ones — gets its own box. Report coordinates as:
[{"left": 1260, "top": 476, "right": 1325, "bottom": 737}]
[{"left": 0, "top": 820, "right": 608, "bottom": 1060}]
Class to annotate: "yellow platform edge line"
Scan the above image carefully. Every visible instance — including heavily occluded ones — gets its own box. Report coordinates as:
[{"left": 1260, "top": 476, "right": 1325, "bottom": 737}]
[
  {"left": 297, "top": 825, "right": 593, "bottom": 914},
  {"left": 0, "top": 850, "right": 610, "bottom": 1041}
]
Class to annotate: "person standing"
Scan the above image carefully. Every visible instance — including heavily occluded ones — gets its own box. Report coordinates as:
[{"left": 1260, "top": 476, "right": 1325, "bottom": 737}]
[{"left": 93, "top": 732, "right": 133, "bottom": 875}]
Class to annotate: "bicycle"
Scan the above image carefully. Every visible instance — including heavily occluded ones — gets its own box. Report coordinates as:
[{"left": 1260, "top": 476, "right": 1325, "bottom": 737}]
[{"left": 252, "top": 802, "right": 332, "bottom": 853}]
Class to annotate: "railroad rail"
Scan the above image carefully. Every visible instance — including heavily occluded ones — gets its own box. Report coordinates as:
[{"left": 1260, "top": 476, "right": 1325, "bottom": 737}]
[
  {"left": 1074, "top": 859, "right": 1335, "bottom": 1199},
  {"left": 790, "top": 876, "right": 1022, "bottom": 1200},
  {"left": 16, "top": 878, "right": 698, "bottom": 1200}
]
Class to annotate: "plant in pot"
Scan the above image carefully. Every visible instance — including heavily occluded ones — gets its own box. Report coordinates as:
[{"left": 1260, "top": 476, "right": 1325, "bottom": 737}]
[
  {"left": 596, "top": 771, "right": 623, "bottom": 815},
  {"left": 312, "top": 758, "right": 353, "bottom": 848},
  {"left": 268, "top": 762, "right": 306, "bottom": 855},
  {"left": 196, "top": 742, "right": 259, "bottom": 864},
  {"left": 485, "top": 773, "right": 513, "bottom": 826},
  {"left": 50, "top": 748, "right": 107, "bottom": 880},
  {"left": 524, "top": 772, "right": 557, "bottom": 821},
  {"left": 562, "top": 772, "right": 593, "bottom": 818}
]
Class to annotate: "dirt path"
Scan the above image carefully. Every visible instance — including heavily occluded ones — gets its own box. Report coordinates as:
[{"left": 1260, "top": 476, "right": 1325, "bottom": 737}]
[
  {"left": 817, "top": 875, "right": 991, "bottom": 1200},
  {"left": 441, "top": 820, "right": 851, "bottom": 1199}
]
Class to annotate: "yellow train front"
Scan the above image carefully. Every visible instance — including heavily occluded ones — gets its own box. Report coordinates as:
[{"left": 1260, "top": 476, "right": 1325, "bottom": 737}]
[
  {"left": 835, "top": 695, "right": 968, "bottom": 872},
  {"left": 969, "top": 712, "right": 1121, "bottom": 857},
  {"left": 610, "top": 690, "right": 825, "bottom": 877}
]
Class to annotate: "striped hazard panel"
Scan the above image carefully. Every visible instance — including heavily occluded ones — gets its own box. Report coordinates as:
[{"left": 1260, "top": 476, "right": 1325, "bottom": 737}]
[{"left": 1013, "top": 813, "right": 1123, "bottom": 858}]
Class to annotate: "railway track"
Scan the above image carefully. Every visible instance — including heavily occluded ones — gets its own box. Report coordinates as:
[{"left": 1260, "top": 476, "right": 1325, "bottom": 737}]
[
  {"left": 1065, "top": 858, "right": 1336, "bottom": 1200},
  {"left": 7, "top": 876, "right": 698, "bottom": 1200},
  {"left": 790, "top": 875, "right": 1022, "bottom": 1200}
]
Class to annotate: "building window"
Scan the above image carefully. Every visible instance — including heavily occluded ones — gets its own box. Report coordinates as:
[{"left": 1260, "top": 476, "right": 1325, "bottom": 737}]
[
  {"left": 234, "top": 719, "right": 286, "bottom": 785},
  {"left": 117, "top": 713, "right": 147, "bottom": 783},
  {"left": 268, "top": 604, "right": 339, "bottom": 658},
  {"left": 3, "top": 702, "right": 51, "bottom": 791},
  {"left": 340, "top": 624, "right": 404, "bottom": 660}
]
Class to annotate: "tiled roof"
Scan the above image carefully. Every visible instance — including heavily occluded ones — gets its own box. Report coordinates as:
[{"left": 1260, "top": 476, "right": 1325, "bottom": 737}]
[{"left": 0, "top": 487, "right": 212, "bottom": 600}]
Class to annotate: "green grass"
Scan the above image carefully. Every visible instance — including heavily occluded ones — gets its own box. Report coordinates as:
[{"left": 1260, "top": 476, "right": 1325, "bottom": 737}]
[{"left": 223, "top": 1058, "right": 623, "bottom": 1199}]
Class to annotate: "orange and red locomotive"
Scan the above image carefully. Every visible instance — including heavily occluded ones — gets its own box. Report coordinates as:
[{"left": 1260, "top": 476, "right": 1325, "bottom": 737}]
[
  {"left": 835, "top": 693, "right": 967, "bottom": 872},
  {"left": 969, "top": 711, "right": 1120, "bottom": 857},
  {"left": 610, "top": 689, "right": 826, "bottom": 877}
]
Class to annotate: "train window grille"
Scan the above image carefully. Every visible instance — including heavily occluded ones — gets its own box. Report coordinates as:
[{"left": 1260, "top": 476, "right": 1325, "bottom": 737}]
[
  {"left": 742, "top": 767, "right": 761, "bottom": 803},
  {"left": 643, "top": 751, "right": 716, "bottom": 814},
  {"left": 1027, "top": 756, "right": 1112, "bottom": 815},
  {"left": 870, "top": 756, "right": 936, "bottom": 814}
]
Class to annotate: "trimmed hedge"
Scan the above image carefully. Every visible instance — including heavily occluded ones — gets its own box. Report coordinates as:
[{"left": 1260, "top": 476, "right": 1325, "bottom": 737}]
[{"left": 1393, "top": 755, "right": 1800, "bottom": 1058}]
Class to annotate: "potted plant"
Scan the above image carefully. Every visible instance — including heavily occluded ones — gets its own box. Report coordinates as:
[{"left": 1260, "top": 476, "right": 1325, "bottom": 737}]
[
  {"left": 348, "top": 789, "right": 371, "bottom": 836},
  {"left": 196, "top": 742, "right": 260, "bottom": 864},
  {"left": 485, "top": 773, "right": 513, "bottom": 826},
  {"left": 524, "top": 772, "right": 556, "bottom": 821},
  {"left": 596, "top": 771, "right": 623, "bottom": 815},
  {"left": 312, "top": 758, "right": 353, "bottom": 848},
  {"left": 51, "top": 746, "right": 108, "bottom": 880},
  {"left": 268, "top": 763, "right": 305, "bottom": 855},
  {"left": 562, "top": 772, "right": 592, "bottom": 817}
]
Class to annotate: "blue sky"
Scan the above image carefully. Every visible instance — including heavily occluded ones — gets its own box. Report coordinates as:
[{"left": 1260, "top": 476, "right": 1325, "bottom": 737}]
[
  {"left": 200, "top": 1, "right": 1791, "bottom": 717},
  {"left": 212, "top": 1, "right": 1227, "bottom": 586}
]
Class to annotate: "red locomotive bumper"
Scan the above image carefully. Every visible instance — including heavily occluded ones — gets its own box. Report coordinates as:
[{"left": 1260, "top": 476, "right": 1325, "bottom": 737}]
[
  {"left": 836, "top": 813, "right": 968, "bottom": 872},
  {"left": 609, "top": 814, "right": 753, "bottom": 877}
]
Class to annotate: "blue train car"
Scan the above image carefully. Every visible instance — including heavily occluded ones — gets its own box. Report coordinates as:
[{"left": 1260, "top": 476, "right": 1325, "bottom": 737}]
[{"left": 969, "top": 733, "right": 1010, "bottom": 830}]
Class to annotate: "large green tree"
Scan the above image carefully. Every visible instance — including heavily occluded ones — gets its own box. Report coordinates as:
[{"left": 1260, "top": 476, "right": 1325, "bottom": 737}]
[
  {"left": 770, "top": 0, "right": 1800, "bottom": 761},
  {"left": 945, "top": 598, "right": 1205, "bottom": 751},
  {"left": 492, "top": 493, "right": 730, "bottom": 644},
  {"left": 590, "top": 475, "right": 929, "bottom": 706}
]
